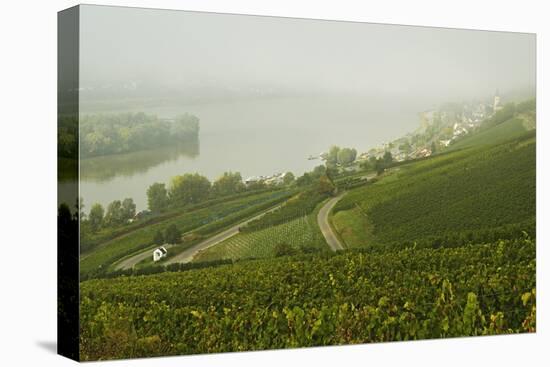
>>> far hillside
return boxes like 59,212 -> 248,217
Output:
448,98 -> 535,150
332,130 -> 535,250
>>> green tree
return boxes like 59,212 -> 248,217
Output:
78,197 -> 86,221
169,173 -> 211,205
247,180 -> 266,190
296,172 -> 313,187
283,172 -> 295,185
212,172 -> 244,197
104,200 -> 125,227
337,148 -> 357,165
311,165 -> 327,178
153,230 -> 164,245
375,158 -> 385,175
121,198 -> 136,221
88,203 -> 104,232
318,174 -> 335,195
327,145 -> 340,164
164,224 -> 181,244
383,151 -> 393,165
147,183 -> 169,212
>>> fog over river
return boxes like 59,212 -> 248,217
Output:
74,5 -> 535,211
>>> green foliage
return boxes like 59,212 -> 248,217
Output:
58,115 -> 78,158
317,175 -> 335,195
382,151 -> 393,165
169,173 -> 211,205
274,242 -> 297,257
164,224 -> 181,244
194,216 -> 326,262
121,198 -> 136,221
80,112 -> 199,157
334,134 -> 535,248
146,183 -> 169,212
241,190 -> 328,232
296,172 -> 314,187
327,145 -> 340,164
88,203 -> 104,232
80,190 -> 292,278
153,230 -> 164,246
211,172 -> 245,197
280,172 -> 294,185
337,148 -> 357,165
326,146 -> 357,165
516,98 -> 536,114
80,237 -> 536,360
104,200 -> 125,227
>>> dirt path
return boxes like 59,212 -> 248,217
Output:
317,193 -> 346,251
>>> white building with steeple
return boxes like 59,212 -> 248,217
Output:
493,89 -> 502,114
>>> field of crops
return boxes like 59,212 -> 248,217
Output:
193,215 -> 326,262
80,190 -> 292,278
80,235 -> 536,360
333,131 -> 536,248
241,190 -> 328,232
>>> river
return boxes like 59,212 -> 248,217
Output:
77,95 -> 429,211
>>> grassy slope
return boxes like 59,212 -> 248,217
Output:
193,216 -> 324,262
448,117 -> 527,151
80,190 -> 291,276
332,130 -> 535,249
194,199 -> 330,262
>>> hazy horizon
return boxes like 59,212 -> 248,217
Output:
79,5 -> 536,105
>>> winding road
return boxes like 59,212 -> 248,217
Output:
317,193 -> 346,251
115,174 -> 373,269
114,204 -> 283,269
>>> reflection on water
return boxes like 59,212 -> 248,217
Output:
80,141 -> 199,182
79,96 -> 428,211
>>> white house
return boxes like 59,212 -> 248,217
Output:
153,246 -> 168,262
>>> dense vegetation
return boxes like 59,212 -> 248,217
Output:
79,112 -> 199,158
80,190 -> 292,278
78,99 -> 536,361
333,131 -> 535,248
58,115 -> 78,158
241,188 -> 330,233
194,215 -> 326,262
80,236 -> 535,360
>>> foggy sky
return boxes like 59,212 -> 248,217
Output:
79,5 -> 536,101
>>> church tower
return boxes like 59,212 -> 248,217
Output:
493,89 -> 502,114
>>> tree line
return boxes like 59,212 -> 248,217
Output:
78,112 -> 200,158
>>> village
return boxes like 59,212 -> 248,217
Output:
338,91 -> 504,170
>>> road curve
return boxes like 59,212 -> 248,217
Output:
317,193 -> 346,251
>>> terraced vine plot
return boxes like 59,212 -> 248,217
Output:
193,216 -> 325,262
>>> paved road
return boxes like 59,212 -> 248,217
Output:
114,244 -> 176,270
317,193 -> 346,251
165,204 -> 282,264
114,204 -> 283,269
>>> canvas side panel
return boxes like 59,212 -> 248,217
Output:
57,5 -> 80,362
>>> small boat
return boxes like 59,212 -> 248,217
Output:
307,155 -> 318,160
